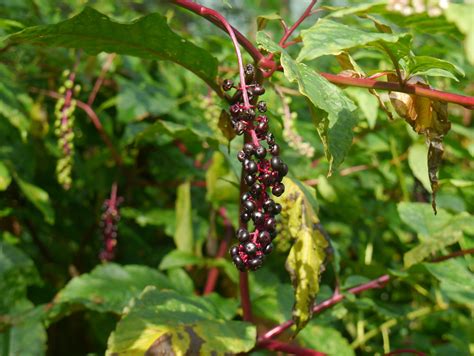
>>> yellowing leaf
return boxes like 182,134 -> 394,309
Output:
174,181 -> 193,253
389,77 -> 451,213
275,177 -> 328,334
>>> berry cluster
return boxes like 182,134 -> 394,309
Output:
99,185 -> 123,262
223,64 -> 288,271
54,69 -> 81,190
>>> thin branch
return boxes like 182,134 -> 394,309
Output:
258,339 -> 326,356
430,248 -> 474,263
87,53 -> 116,106
30,88 -> 123,166
258,274 -> 390,343
203,207 -> 234,295
279,0 -> 318,47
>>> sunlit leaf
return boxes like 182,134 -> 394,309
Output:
107,288 -> 256,355
174,181 -> 194,254
14,176 -> 54,224
274,177 -> 328,334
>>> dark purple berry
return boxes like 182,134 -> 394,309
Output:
237,151 -> 246,162
265,217 -> 276,231
274,203 -> 282,215
237,228 -> 250,242
252,211 -> 264,224
244,242 -> 257,255
243,143 -> 255,156
233,255 -> 245,270
264,243 -> 273,255
246,160 -> 258,174
245,174 -> 256,186
263,199 -> 275,213
241,211 -> 251,222
258,231 -> 271,244
241,192 -> 252,202
266,133 -> 275,145
269,144 -> 280,156
279,163 -> 288,176
243,200 -> 256,212
257,101 -> 267,113
250,183 -> 263,196
254,85 -> 265,95
222,79 -> 234,91
244,64 -> 255,81
256,121 -> 268,133
272,183 -> 285,197
271,156 -> 283,171
255,146 -> 267,159
230,245 -> 239,256
248,257 -> 263,270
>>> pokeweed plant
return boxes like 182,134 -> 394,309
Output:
0,0 -> 473,355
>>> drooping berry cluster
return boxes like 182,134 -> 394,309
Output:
54,69 -> 81,190
223,64 -> 288,271
99,184 -> 123,262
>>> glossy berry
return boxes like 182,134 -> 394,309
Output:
245,174 -> 256,186
271,156 -> 283,171
254,85 -> 265,95
269,144 -> 280,156
246,160 -> 258,174
243,143 -> 255,156
237,228 -> 250,242
237,151 -> 246,162
255,146 -> 267,159
264,243 -> 273,255
244,242 -> 257,255
222,79 -> 234,91
230,245 -> 239,256
272,183 -> 285,197
243,200 -> 256,213
252,211 -> 264,224
240,211 -> 251,222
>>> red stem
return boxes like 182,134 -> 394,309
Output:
239,271 -> 252,322
257,274 -> 390,343
258,339 -> 326,356
87,53 -> 116,106
203,207 -> 234,295
279,0 -> 318,47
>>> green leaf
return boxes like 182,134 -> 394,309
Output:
14,176 -> 54,225
408,143 -> 432,193
55,263 -> 172,314
425,259 -> 474,308
205,151 -> 239,206
257,32 -> 357,173
398,203 -> 474,267
344,87 -> 379,129
298,324 -> 355,356
297,19 -> 410,62
8,7 -> 219,92
107,288 -> 256,355
0,161 -> 11,190
0,300 -> 47,356
274,177 -> 328,334
121,207 -> 175,236
256,13 -> 282,30
159,250 -> 204,270
408,56 -> 464,81
174,181 -> 194,254
445,3 -> 474,65
0,241 -> 41,311
166,268 -> 195,295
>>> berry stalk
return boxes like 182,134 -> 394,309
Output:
99,183 -> 123,261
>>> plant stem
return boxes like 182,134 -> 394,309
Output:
258,339 -> 326,356
257,274 -> 390,343
430,248 -> 474,263
279,0 -> 318,47
239,271 -> 252,322
87,53 -> 116,106
203,207 -> 234,295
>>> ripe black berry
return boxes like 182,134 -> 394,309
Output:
222,79 -> 234,91
244,242 -> 257,255
255,146 -> 267,159
224,64 -> 287,271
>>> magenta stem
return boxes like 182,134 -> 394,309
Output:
279,0 -> 318,47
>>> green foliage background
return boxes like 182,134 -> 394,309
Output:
0,0 -> 473,355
